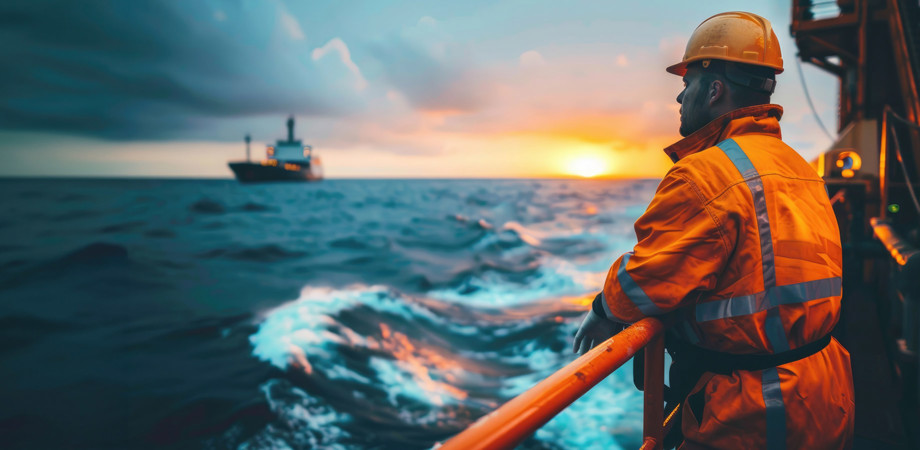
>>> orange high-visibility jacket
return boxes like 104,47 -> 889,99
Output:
601,104 -> 854,449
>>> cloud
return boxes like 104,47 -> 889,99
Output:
312,38 -> 369,91
386,90 -> 405,103
520,50 -> 546,68
423,45 -> 685,151
280,10 -> 306,40
0,1 -> 361,140
368,33 -> 494,113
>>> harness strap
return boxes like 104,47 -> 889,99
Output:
679,333 -> 832,376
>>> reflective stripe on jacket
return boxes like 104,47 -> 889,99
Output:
602,104 -> 854,449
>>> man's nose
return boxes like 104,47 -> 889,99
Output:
676,89 -> 684,104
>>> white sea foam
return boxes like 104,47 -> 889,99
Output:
251,286 -> 476,412
237,379 -> 352,450
251,285 -> 446,370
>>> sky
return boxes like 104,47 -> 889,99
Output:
0,0 -> 840,179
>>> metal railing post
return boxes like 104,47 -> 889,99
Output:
641,332 -> 665,450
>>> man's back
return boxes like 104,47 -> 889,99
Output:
670,106 -> 843,353
597,104 -> 854,448
667,107 -> 853,449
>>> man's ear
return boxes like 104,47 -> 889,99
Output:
708,79 -> 725,106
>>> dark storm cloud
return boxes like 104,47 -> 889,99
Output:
0,1 -> 353,140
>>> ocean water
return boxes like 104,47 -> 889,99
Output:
0,178 -> 659,449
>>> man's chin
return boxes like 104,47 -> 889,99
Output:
679,119 -> 704,137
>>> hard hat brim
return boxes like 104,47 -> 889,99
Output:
665,56 -> 784,76
666,61 -> 688,76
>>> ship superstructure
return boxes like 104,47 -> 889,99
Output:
228,116 -> 323,183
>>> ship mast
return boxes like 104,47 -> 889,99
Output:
245,133 -> 251,162
287,116 -> 295,143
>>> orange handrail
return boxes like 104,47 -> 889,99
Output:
439,317 -> 669,450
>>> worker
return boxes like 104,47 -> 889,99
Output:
573,11 -> 855,449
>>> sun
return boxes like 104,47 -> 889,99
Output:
565,155 -> 609,178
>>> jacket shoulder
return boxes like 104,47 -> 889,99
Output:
665,146 -> 743,204
725,135 -> 828,186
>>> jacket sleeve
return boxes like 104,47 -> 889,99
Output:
601,168 -> 731,323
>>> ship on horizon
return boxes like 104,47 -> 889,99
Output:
228,116 -> 323,183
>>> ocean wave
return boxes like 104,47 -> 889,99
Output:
144,228 -> 177,238
248,279 -> 638,448
190,198 -> 226,214
430,259 -> 599,308
59,242 -> 130,266
0,178 -> 661,449
243,193 -> 651,448
0,258 -> 28,271
240,202 -> 272,212
329,236 -> 392,251
52,209 -> 101,221
200,245 -> 308,262
57,193 -> 89,201
310,190 -> 346,201
98,220 -> 147,233
237,379 -> 353,449
0,242 -> 139,291
465,191 -> 497,207
0,314 -> 73,352
201,221 -> 228,230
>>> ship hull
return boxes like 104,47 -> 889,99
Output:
228,162 -> 322,183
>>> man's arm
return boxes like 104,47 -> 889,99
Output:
574,168 -> 730,353
601,168 -> 731,323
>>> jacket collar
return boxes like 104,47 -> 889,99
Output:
663,104 -> 784,163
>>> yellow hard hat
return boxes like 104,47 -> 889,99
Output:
667,11 -> 784,76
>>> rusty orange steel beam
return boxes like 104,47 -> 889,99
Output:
439,317 -> 667,450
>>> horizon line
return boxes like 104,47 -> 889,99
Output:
0,174 -> 661,181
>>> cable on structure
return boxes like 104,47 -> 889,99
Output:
795,55 -> 836,142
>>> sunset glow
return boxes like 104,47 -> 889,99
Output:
566,155 -> 610,178
0,1 -> 838,180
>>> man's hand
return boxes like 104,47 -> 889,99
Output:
573,310 -> 626,355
